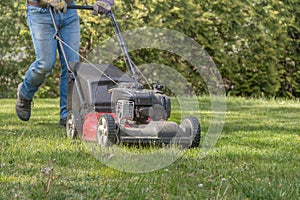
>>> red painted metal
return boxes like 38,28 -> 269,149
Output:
82,112 -> 116,141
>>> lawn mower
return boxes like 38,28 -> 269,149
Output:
51,5 -> 201,148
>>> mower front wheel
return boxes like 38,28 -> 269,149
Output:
97,114 -> 117,147
66,111 -> 78,139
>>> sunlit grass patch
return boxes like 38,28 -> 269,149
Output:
0,97 -> 299,199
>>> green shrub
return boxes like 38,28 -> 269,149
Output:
0,0 -> 299,98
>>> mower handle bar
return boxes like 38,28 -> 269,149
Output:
67,5 -> 138,81
67,5 -> 93,10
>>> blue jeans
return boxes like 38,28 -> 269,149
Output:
21,2 -> 80,120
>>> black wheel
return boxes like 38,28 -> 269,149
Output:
97,114 -> 117,147
180,116 -> 201,148
66,111 -> 77,139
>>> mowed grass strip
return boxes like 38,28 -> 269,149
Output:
0,97 -> 299,199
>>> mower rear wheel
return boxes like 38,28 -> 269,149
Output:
180,116 -> 201,148
66,111 -> 77,139
97,114 -> 117,147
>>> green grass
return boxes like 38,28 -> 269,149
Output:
0,97 -> 299,199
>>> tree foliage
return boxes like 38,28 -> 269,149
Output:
0,0 -> 299,98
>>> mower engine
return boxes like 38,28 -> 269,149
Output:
112,84 -> 171,125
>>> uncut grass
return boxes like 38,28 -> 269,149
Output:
0,97 -> 299,199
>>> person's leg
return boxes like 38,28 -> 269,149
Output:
58,5 -> 80,122
21,6 -> 58,100
16,6 -> 59,121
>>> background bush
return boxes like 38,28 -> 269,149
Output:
0,0 -> 299,98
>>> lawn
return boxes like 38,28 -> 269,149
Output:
0,97 -> 299,199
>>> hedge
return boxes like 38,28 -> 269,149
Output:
0,0 -> 299,98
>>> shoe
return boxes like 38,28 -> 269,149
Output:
15,83 -> 32,121
59,118 -> 67,127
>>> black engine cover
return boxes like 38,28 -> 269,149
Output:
111,86 -> 171,122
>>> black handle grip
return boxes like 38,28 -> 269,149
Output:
67,5 -> 94,10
